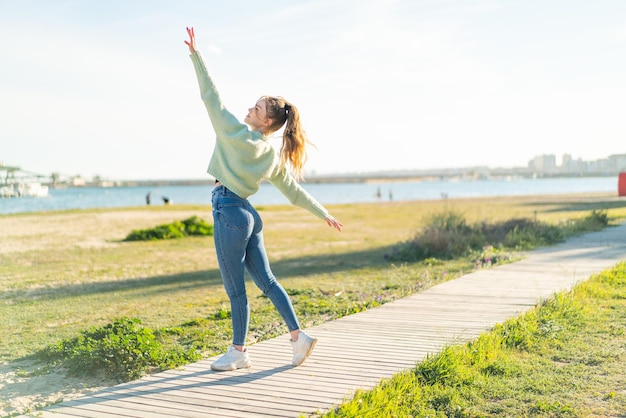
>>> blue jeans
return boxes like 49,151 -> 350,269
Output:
211,185 -> 300,346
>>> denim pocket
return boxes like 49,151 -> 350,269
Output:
216,203 -> 251,230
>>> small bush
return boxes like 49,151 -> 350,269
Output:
124,216 -> 213,241
386,210 -> 608,263
42,317 -> 200,381
570,209 -> 610,233
503,222 -> 563,250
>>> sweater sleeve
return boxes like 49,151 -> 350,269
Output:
189,51 -> 248,140
268,166 -> 329,220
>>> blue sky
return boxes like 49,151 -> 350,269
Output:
1,0 -> 625,180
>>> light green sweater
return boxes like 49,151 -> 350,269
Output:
190,52 -> 329,220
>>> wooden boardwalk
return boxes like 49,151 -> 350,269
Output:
33,223 -> 626,417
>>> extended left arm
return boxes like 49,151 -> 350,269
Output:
269,168 -> 343,232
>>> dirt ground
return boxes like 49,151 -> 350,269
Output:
0,209 -> 204,255
0,359 -> 112,417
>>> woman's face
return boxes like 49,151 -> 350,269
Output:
245,98 -> 270,132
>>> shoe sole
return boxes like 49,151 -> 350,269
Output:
210,360 -> 252,371
293,338 -> 318,366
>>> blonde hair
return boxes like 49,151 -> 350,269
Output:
263,96 -> 311,180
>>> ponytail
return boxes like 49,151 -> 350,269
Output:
263,96 -> 311,180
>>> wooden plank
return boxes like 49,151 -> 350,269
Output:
72,390 -> 326,417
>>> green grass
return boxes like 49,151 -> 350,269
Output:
2,193 -> 626,414
318,261 -> 626,417
42,317 -> 201,381
123,215 -> 213,241
386,208 -> 610,262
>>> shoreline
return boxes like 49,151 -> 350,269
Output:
1,185 -> 623,217
26,171 -> 626,189
0,191 -> 623,218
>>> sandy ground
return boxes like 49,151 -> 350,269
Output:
0,209 -> 203,417
0,360 -> 113,417
0,209 -> 203,255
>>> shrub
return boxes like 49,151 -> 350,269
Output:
503,221 -> 563,250
386,210 -> 609,263
570,209 -> 610,233
42,317 -> 200,381
124,216 -> 213,241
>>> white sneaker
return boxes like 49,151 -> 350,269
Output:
210,345 -> 252,371
291,331 -> 317,366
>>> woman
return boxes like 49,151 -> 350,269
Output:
185,27 -> 343,371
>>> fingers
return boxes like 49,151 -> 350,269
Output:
326,217 -> 343,232
185,27 -> 196,52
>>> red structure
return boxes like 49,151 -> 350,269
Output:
619,172 -> 626,197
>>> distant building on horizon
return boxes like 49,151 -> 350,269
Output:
529,153 -> 626,176
71,176 -> 86,187
529,154 -> 557,174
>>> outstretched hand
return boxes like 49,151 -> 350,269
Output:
184,27 -> 197,53
326,215 -> 343,232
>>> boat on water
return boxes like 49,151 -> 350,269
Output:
0,182 -> 49,198
0,163 -> 49,198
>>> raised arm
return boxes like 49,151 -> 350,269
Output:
185,27 -> 248,139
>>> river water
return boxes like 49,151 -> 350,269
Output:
0,176 -> 620,215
